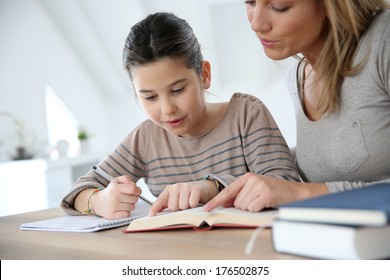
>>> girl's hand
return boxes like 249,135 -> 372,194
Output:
148,180 -> 218,216
93,175 -> 142,219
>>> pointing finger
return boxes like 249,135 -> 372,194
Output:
148,191 -> 169,216
203,175 -> 247,211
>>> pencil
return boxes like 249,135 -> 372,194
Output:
92,165 -> 153,206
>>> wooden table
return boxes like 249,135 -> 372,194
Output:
0,208 -> 305,259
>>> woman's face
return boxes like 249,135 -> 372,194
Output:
245,0 -> 327,63
131,58 -> 211,138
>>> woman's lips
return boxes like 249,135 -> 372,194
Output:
259,38 -> 278,48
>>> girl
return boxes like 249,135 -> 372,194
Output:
61,12 -> 299,219
205,0 -> 390,212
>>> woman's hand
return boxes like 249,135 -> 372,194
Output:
203,173 -> 328,212
148,180 -> 219,216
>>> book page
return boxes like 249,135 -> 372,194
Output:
205,207 -> 277,227
126,206 -> 278,232
127,206 -> 208,231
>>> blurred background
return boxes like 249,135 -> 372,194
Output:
0,0 -> 296,216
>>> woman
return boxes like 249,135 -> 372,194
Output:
205,0 -> 390,212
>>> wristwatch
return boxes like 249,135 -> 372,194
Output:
201,175 -> 224,192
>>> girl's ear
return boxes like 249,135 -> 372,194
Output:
201,60 -> 211,89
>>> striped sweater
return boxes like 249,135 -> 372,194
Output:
61,93 -> 299,214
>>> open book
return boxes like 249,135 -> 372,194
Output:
124,206 -> 277,232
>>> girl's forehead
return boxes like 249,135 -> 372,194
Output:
131,58 -> 199,90
132,58 -> 195,78
144,57 -> 188,69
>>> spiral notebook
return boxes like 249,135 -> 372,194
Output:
20,200 -> 151,232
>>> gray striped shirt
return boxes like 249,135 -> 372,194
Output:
61,93 -> 299,214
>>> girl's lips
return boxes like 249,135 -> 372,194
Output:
166,118 -> 184,128
259,38 -> 278,48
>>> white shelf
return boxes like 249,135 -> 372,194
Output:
0,153 -> 104,217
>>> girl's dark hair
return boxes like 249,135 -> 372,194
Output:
123,12 -> 203,79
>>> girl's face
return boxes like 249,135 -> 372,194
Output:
245,0 -> 327,64
131,58 -> 211,138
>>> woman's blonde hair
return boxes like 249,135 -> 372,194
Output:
313,0 -> 389,114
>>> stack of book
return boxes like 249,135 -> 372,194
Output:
272,182 -> 390,259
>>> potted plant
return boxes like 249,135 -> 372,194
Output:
0,111 -> 36,160
77,127 -> 90,154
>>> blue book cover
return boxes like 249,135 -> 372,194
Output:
278,182 -> 390,226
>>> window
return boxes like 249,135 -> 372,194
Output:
44,85 -> 79,157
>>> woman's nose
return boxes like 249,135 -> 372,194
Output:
249,6 -> 271,33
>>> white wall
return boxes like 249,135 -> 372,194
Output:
0,0 -> 296,163
0,0 -> 297,216
0,0 -> 127,157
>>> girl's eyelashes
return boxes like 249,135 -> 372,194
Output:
140,87 -> 184,101
143,95 -> 157,101
172,87 -> 185,94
